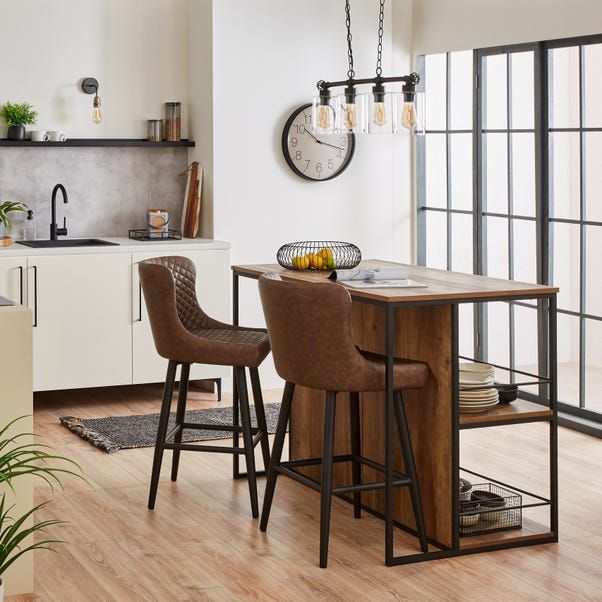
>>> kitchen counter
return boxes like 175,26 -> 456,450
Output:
232,260 -> 559,565
0,238 -> 230,391
0,236 -> 230,257
0,305 -> 33,595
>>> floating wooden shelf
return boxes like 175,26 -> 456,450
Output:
0,139 -> 195,148
460,398 -> 553,428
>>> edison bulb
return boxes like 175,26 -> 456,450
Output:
400,101 -> 417,130
92,106 -> 102,124
92,95 -> 102,124
317,105 -> 332,130
343,104 -> 358,129
373,102 -> 387,126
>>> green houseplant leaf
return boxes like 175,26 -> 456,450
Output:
0,102 -> 38,127
0,416 -> 87,578
0,201 -> 27,232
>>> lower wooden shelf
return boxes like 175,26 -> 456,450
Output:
459,398 -> 553,428
459,517 -> 553,549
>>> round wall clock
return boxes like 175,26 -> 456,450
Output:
281,103 -> 355,181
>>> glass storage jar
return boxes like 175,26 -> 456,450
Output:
165,102 -> 181,141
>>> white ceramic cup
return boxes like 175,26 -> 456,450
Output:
30,130 -> 49,142
47,131 -> 67,142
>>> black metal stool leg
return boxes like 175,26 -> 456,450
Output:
215,378 -> 222,402
171,363 -> 190,481
148,360 -> 178,510
236,367 -> 259,518
350,391 -> 362,519
260,381 -> 294,532
249,367 -> 271,472
319,391 -> 337,569
394,390 -> 428,553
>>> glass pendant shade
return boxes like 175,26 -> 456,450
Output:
393,91 -> 425,135
312,96 -> 338,134
337,94 -> 367,133
368,92 -> 394,134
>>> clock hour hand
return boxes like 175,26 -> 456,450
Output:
303,129 -> 345,152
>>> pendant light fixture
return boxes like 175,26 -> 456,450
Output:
311,0 -> 424,136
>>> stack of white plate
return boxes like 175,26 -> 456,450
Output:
459,362 -> 498,413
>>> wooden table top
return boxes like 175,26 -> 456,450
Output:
232,260 -> 558,304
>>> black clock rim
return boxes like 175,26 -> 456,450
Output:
281,103 -> 356,182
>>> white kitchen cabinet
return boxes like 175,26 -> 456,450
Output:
29,254 -> 133,391
131,250 -> 230,384
0,256 -> 27,305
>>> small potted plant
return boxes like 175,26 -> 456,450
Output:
0,416 -> 85,600
0,202 -> 27,247
0,102 -> 38,141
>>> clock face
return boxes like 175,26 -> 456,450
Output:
281,103 -> 355,181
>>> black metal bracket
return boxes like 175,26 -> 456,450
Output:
317,72 -> 420,100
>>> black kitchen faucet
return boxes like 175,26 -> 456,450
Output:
50,183 -> 68,240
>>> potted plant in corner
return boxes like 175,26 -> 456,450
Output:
0,202 -> 27,247
0,102 -> 38,141
0,416 -> 85,600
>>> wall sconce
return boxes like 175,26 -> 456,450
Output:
81,77 -> 102,124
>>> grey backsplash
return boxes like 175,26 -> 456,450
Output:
0,148 -> 188,238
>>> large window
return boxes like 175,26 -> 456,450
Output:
417,35 -> 602,430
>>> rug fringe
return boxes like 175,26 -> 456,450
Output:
59,416 -> 121,454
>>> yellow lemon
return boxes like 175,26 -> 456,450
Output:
318,247 -> 334,262
299,256 -> 310,269
310,254 -> 324,269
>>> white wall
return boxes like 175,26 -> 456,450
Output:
413,0 -> 602,55
0,0 -> 188,139
206,0 -> 414,387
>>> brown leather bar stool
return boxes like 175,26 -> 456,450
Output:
138,256 -> 271,517
258,274 -> 429,567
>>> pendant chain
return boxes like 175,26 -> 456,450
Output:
375,0 -> 385,77
345,0 -> 355,80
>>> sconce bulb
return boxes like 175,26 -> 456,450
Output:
92,94 -> 102,124
401,101 -> 417,130
373,102 -> 387,126
317,105 -> 333,130
343,104 -> 358,129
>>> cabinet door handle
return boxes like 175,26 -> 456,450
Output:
32,265 -> 38,327
137,282 -> 142,322
18,265 -> 23,305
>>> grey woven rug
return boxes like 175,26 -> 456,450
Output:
60,403 -> 281,454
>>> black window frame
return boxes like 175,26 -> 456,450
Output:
417,34 -> 602,430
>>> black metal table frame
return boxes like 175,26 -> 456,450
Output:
231,268 -> 558,566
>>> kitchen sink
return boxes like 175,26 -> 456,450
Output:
18,238 -> 119,248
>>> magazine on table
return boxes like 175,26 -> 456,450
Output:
329,267 -> 427,289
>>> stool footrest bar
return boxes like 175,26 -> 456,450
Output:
275,465 -> 322,492
283,455 -> 353,469
164,442 -> 248,454
333,478 -> 410,495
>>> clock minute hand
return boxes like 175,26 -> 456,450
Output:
303,129 -> 345,152
320,140 -> 346,152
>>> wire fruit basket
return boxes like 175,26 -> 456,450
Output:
277,241 -> 361,271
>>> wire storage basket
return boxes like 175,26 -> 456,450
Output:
459,482 -> 522,537
277,241 -> 361,271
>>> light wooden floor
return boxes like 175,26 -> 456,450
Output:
7,383 -> 602,601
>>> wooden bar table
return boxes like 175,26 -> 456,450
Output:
232,260 -> 559,565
